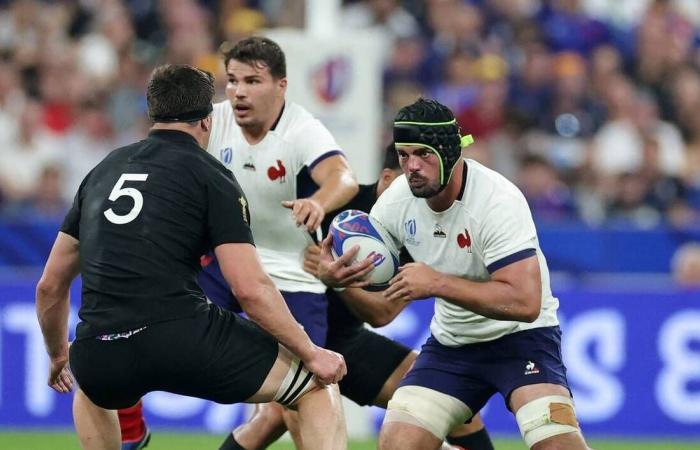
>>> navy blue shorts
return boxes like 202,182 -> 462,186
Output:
198,254 -> 328,346
400,326 -> 569,414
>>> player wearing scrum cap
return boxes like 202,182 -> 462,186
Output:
319,98 -> 590,450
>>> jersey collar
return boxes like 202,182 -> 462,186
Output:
148,129 -> 200,147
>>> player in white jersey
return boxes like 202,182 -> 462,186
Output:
318,98 -> 590,450
206,36 -> 358,450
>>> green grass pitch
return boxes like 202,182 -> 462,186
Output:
1,432 -> 699,450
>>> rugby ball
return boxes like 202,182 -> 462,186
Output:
329,210 -> 399,289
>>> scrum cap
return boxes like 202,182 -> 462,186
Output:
393,98 -> 474,189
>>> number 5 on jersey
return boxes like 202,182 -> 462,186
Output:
104,174 -> 149,225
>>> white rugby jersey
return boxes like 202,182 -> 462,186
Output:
208,100 -> 343,293
371,159 -> 559,346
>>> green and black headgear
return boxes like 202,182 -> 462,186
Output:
393,98 -> 474,191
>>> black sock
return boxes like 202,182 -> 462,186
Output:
219,433 -> 247,450
447,427 -> 495,450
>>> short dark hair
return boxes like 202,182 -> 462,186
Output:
383,142 -> 400,171
146,64 -> 214,123
222,36 -> 286,79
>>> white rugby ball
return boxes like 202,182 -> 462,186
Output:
329,209 -> 399,290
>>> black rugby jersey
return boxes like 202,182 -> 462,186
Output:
61,130 -> 253,338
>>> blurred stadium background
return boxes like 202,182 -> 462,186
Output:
1,0 -> 700,448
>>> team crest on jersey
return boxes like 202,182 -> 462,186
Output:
268,159 -> 287,183
457,228 -> 472,253
433,223 -> 446,238
220,147 -> 232,165
404,219 -> 419,245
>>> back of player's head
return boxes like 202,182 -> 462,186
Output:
147,64 -> 214,124
382,142 -> 400,171
393,98 -> 473,189
222,36 -> 286,79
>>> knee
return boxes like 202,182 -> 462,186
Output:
255,404 -> 286,430
384,385 -> 472,441
515,395 -> 582,449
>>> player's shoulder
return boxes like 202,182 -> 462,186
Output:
275,101 -> 327,137
463,159 -> 529,216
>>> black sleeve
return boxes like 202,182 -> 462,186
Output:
399,247 -> 414,265
206,169 -> 254,247
60,181 -> 83,239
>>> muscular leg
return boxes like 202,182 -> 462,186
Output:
374,352 -> 493,450
73,389 -> 120,450
510,383 -> 589,450
379,422 -> 442,450
224,403 -> 287,450
244,345 -> 346,450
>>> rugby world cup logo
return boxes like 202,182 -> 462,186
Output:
220,147 -> 232,165
311,56 -> 352,104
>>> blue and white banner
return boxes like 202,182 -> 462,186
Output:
1,275 -> 698,437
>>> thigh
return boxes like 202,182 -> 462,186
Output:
69,335 -> 145,410
141,306 -> 279,404
488,326 -> 571,409
327,327 -> 412,406
399,336 -> 495,415
282,291 -> 328,346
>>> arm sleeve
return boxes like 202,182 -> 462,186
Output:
294,119 -> 344,169
60,189 -> 81,239
369,191 -> 403,253
479,192 -> 538,273
60,171 -> 92,239
206,169 -> 254,247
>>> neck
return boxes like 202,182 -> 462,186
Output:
241,100 -> 285,145
151,123 -> 205,148
426,161 -> 463,212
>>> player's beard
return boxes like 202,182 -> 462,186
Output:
408,174 -> 441,198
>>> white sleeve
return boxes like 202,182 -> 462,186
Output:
369,188 -> 403,252
478,191 -> 538,272
292,119 -> 343,169
206,102 -> 230,160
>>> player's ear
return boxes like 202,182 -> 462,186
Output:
201,114 -> 212,132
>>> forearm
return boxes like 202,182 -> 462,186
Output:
433,274 -> 539,322
340,288 -> 406,328
310,169 -> 358,212
36,286 -> 70,359
239,283 -> 316,361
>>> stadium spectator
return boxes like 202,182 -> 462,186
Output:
671,241 -> 700,286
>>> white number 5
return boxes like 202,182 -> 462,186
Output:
103,174 -> 149,224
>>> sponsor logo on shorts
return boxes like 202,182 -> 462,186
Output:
524,360 -> 540,375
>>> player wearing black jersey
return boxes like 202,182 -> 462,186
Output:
35,64 -> 347,450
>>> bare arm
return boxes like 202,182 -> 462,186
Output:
309,154 -> 358,212
282,155 -> 358,231
385,256 -> 543,323
337,288 -> 410,328
215,243 -> 346,383
36,232 -> 80,392
216,243 -> 316,359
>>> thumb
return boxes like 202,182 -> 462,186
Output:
281,200 -> 294,209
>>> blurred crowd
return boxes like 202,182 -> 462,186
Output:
0,0 -> 700,229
